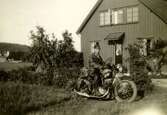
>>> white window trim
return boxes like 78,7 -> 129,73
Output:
99,9 -> 111,26
126,6 -> 139,23
112,9 -> 124,25
90,41 -> 101,54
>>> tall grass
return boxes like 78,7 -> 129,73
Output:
0,82 -> 71,115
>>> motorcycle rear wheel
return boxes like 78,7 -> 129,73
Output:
114,80 -> 137,102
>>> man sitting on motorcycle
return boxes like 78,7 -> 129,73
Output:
89,42 -> 104,95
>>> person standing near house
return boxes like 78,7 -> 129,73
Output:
89,42 -> 104,94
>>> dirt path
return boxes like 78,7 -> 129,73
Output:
28,79 -> 167,115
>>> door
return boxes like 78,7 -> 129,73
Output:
104,41 -> 115,65
115,43 -> 123,65
106,41 -> 123,65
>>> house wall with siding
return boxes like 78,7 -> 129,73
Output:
80,0 -> 167,69
139,3 -> 167,40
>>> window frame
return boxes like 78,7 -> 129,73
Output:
126,6 -> 139,23
99,5 -> 139,27
138,39 -> 152,56
90,41 -> 101,54
99,9 -> 111,26
112,8 -> 124,25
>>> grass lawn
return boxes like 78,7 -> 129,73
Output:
0,82 -> 71,115
26,79 -> 167,115
0,62 -> 32,71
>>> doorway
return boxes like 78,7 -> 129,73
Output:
115,43 -> 123,65
108,41 -> 123,65
105,32 -> 124,65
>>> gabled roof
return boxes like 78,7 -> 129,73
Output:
76,0 -> 103,34
139,0 -> 167,24
77,0 -> 167,34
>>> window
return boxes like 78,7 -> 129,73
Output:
138,39 -> 151,56
99,6 -> 139,26
127,6 -> 139,23
100,9 -> 111,26
112,9 -> 124,24
90,41 -> 99,53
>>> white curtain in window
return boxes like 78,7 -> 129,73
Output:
104,9 -> 111,25
91,42 -> 95,53
117,10 -> 123,24
133,7 -> 139,22
127,8 -> 133,22
112,9 -> 123,24
100,13 -> 105,26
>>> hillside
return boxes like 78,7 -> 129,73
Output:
0,42 -> 30,52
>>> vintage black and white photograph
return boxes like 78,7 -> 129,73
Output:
0,0 -> 167,115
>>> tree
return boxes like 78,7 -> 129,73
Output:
58,30 -> 76,67
29,26 -> 83,72
29,26 -> 55,72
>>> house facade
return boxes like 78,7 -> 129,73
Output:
77,0 -> 167,70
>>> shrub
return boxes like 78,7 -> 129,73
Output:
52,67 -> 80,88
8,51 -> 29,61
126,44 -> 152,95
0,66 -> 81,88
131,72 -> 152,92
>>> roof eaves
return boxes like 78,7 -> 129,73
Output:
139,0 -> 167,24
76,0 -> 103,34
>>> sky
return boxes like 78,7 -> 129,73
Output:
0,0 -> 97,51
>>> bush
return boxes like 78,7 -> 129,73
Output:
0,67 -> 81,88
51,67 -> 80,88
131,72 -> 152,91
127,44 -> 152,95
8,51 -> 29,61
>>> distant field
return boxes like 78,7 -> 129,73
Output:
0,62 -> 32,71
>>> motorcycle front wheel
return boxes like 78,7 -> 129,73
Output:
114,80 -> 137,102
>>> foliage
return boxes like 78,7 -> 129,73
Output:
29,26 -> 54,71
0,67 -> 80,88
127,39 -> 167,73
8,51 -> 29,61
126,43 -> 152,92
0,82 -> 71,115
126,43 -> 147,73
57,30 -> 83,68
146,39 -> 167,74
29,26 -> 83,72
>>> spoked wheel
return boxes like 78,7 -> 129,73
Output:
114,80 -> 137,102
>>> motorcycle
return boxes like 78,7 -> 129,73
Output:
74,64 -> 137,102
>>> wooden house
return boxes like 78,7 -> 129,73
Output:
77,0 -> 167,70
